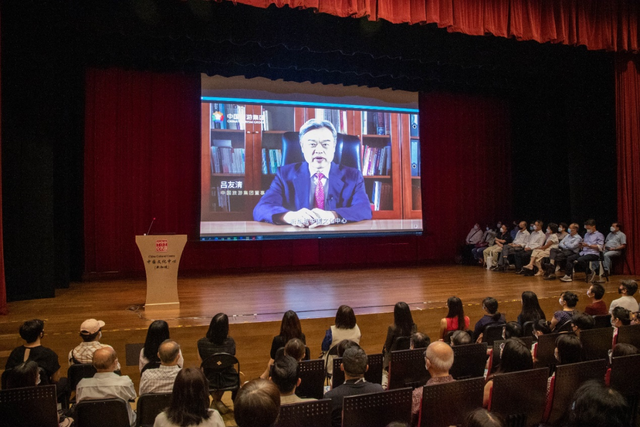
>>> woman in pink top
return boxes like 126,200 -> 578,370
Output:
440,296 -> 471,340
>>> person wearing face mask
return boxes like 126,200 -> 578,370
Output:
472,225 -> 498,265
550,291 -> 579,332
496,221 -> 529,271
543,223 -> 582,280
486,225 -> 512,270
461,223 -> 484,264
602,222 -> 627,277
513,220 -> 546,274
584,283 -> 608,315
68,318 -> 120,370
609,280 -> 639,314
556,222 -> 569,241
560,219 -> 604,282
522,222 -> 560,275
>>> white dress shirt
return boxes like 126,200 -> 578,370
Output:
76,372 -> 137,425
527,230 -> 546,250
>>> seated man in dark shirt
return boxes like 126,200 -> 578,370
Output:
324,346 -> 383,427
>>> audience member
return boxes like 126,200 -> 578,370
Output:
234,379 -> 281,427
410,332 -> 430,350
554,334 -> 583,365
560,219 -> 604,282
632,311 -> 640,325
566,380 -> 628,427
139,340 -> 181,395
153,367 -> 224,427
325,347 -> 383,427
269,355 -> 314,404
473,297 -> 506,342
603,222 -> 627,276
609,280 -> 639,314
462,223 -> 484,263
485,224 -> 511,269
514,220 -> 546,274
611,343 -> 638,359
439,296 -> 470,340
270,310 -> 306,361
411,341 -> 455,417
76,347 -> 137,426
5,360 -> 40,389
197,313 -> 236,414
450,330 -> 472,346
517,291 -> 546,325
496,221 -> 529,271
5,319 -> 62,386
522,222 -> 559,275
550,291 -> 578,331
337,339 -> 360,356
68,318 -> 118,368
139,320 -> 183,372
544,223 -> 582,280
483,338 -> 532,408
322,305 -> 361,377
472,225 -> 496,264
571,312 -> 595,337
556,222 -> 569,241
382,302 -> 417,370
463,408 -> 505,427
584,283 -> 608,315
503,321 -> 522,339
284,338 -> 306,361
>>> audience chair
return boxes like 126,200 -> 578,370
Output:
592,314 -> 612,329
490,368 -> 548,427
482,324 -> 505,345
579,327 -> 613,360
324,345 -> 339,382
75,397 -> 131,427
419,377 -> 484,427
342,387 -> 412,427
450,342 -> 488,380
616,324 -> 640,348
522,321 -> 536,338
392,336 -> 412,351
388,348 -> 430,390
331,353 -> 383,389
533,332 -> 561,368
545,359 -> 608,425
296,359 -> 325,400
0,384 -> 58,427
200,353 -> 240,400
610,354 -> 640,426
68,363 -> 97,395
275,398 -> 331,427
136,392 -> 172,427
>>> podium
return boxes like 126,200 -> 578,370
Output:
136,235 -> 187,308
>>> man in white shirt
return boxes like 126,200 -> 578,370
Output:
497,221 -> 530,271
610,280 -> 639,314
514,220 -> 545,274
603,222 -> 627,276
139,340 -> 181,395
76,347 -> 137,426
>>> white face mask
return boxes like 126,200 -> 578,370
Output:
546,229 -> 551,234
558,227 -> 563,232
486,227 -> 490,231
611,226 -> 616,232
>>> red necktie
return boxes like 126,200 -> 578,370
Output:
315,172 -> 325,209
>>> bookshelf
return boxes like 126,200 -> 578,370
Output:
201,103 -> 421,221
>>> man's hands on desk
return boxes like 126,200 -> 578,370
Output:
279,208 -> 347,228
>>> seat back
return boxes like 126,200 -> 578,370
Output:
616,324 -> 640,348
580,327 -> 613,360
450,343 -> 487,380
482,324 -> 505,345
296,359 -> 325,400
546,359 -> 608,425
332,353 -> 383,389
388,348 -> 430,390
275,398 -> 331,427
136,393 -> 172,427
592,314 -> 612,329
200,353 -> 240,392
492,338 -> 533,372
68,363 -> 98,392
534,332 -> 561,367
610,354 -> 640,426
75,397 -> 131,427
491,368 -> 549,427
282,132 -> 362,171
522,321 -> 536,337
0,384 -> 58,427
342,387 -> 412,427
419,377 -> 484,427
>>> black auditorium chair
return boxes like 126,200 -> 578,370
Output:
610,353 -> 640,426
450,342 -> 487,380
482,324 -> 505,345
296,359 -> 325,400
579,327 -> 613,361
275,399 -> 331,427
491,338 -> 533,373
342,387 -> 413,427
522,321 -> 536,338
616,324 -> 640,348
490,368 -> 549,427
136,393 -> 172,427
419,377 -> 484,427
592,314 -> 612,329
75,397 -> 131,427
332,353 -> 383,389
68,363 -> 97,402
388,348 -> 430,390
201,353 -> 240,400
533,332 -> 561,368
0,384 -> 58,427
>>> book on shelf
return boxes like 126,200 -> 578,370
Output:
371,180 -> 393,211
210,186 -> 231,212
412,182 -> 422,211
410,139 -> 420,177
211,103 -> 227,129
410,114 -> 419,137
224,104 -> 246,130
211,140 -> 245,174
263,148 -> 283,175
362,112 -> 391,135
315,108 -> 344,134
362,145 -> 391,176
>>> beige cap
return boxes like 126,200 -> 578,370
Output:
80,318 -> 105,335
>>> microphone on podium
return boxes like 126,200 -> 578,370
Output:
144,217 -> 156,236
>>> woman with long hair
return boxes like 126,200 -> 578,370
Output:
153,368 -> 224,427
383,302 -> 417,370
440,296 -> 471,340
140,320 -> 184,371
517,291 -> 546,326
483,338 -> 533,408
270,310 -> 306,360
197,313 -> 236,414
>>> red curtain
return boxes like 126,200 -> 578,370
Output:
419,92 -> 512,261
616,56 -> 640,275
227,0 -> 640,53
0,5 -> 6,315
84,68 -> 201,273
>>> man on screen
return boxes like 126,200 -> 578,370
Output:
253,119 -> 372,227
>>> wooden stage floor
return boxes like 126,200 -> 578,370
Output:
0,265 -> 636,394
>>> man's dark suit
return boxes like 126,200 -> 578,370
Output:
252,162 -> 372,224
324,379 -> 384,427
